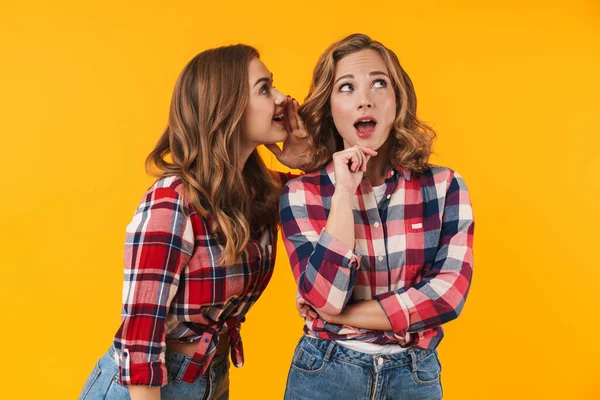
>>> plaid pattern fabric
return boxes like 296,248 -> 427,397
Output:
280,162 -> 474,350
113,175 -> 277,386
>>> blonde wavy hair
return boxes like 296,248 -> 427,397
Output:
299,33 -> 436,173
146,45 -> 281,265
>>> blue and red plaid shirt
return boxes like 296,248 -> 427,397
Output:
279,162 -> 474,350
113,175 -> 279,386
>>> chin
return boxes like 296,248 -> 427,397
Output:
369,139 -> 388,151
360,131 -> 391,150
271,129 -> 288,142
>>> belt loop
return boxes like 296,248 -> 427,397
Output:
324,340 -> 336,362
175,356 -> 192,383
408,348 -> 418,373
208,361 -> 215,382
202,371 -> 214,400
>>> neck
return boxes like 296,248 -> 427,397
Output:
365,138 -> 392,186
365,154 -> 390,186
238,140 -> 256,171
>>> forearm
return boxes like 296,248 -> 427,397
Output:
281,179 -> 360,315
328,300 -> 392,331
325,190 -> 355,248
129,385 -> 161,400
297,197 -> 360,313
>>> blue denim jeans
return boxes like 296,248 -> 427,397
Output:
284,336 -> 443,400
79,346 -> 229,400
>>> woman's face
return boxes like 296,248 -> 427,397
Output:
241,57 -> 288,147
330,49 -> 397,151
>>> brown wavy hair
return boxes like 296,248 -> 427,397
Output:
299,33 -> 436,173
146,44 -> 281,265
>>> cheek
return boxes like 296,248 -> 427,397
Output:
247,98 -> 272,118
242,104 -> 267,140
381,95 -> 397,124
330,98 -> 353,124
244,102 -> 257,121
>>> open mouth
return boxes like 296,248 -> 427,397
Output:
273,112 -> 285,126
354,117 -> 377,138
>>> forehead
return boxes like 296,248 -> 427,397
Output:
248,57 -> 270,80
334,49 -> 388,78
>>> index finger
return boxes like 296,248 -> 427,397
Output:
360,146 -> 378,157
293,99 -> 307,134
286,99 -> 298,132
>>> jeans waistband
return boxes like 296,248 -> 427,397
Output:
301,335 -> 435,371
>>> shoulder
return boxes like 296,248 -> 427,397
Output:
148,175 -> 185,194
423,165 -> 469,188
127,176 -> 196,239
282,168 -> 328,196
137,175 -> 189,212
424,165 -> 455,182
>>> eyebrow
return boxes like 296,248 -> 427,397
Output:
253,73 -> 273,88
334,71 -> 390,84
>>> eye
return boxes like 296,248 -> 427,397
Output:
259,83 -> 270,95
339,83 -> 353,92
372,79 -> 387,89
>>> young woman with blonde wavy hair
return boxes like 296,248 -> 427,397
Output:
280,33 -> 474,399
79,44 -> 309,400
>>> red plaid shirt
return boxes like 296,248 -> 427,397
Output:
279,163 -> 474,350
113,175 -> 279,386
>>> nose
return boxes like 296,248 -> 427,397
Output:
357,91 -> 373,110
273,88 -> 287,106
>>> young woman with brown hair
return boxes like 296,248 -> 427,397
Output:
281,33 -> 474,399
79,44 -> 309,400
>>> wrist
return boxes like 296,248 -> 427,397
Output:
331,312 -> 343,325
332,187 -> 355,199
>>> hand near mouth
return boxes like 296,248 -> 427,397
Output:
332,145 -> 378,195
265,98 -> 312,171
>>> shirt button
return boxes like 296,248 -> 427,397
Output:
378,256 -> 384,262
386,194 -> 391,200
374,222 -> 380,228
377,357 -> 384,366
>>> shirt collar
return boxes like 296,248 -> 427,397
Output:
390,166 -> 411,182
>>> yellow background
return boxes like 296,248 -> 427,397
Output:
1,1 -> 599,398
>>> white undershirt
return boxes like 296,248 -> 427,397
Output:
371,183 -> 387,204
335,183 -> 407,355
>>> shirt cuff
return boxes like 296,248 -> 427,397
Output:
317,229 -> 361,269
117,348 -> 168,387
374,291 -> 410,338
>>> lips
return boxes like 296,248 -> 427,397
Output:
354,116 -> 377,138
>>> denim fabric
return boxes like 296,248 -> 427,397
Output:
284,336 -> 442,400
79,346 -> 229,400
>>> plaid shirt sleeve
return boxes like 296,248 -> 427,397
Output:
274,170 -> 301,185
113,179 -> 195,386
375,171 -> 474,337
280,179 -> 361,315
